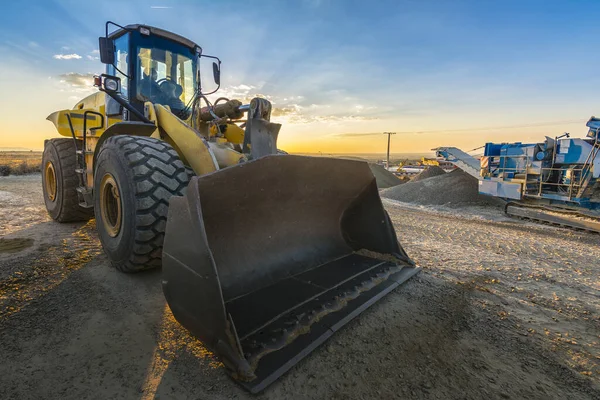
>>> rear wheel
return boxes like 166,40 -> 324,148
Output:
93,135 -> 189,272
42,138 -> 94,222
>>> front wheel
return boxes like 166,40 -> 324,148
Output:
93,135 -> 190,272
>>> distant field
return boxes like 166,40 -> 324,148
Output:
0,150 -> 431,175
294,152 -> 433,163
0,151 -> 42,175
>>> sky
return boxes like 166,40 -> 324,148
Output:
1,0 -> 600,154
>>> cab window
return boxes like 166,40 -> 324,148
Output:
111,34 -> 129,97
136,44 -> 196,113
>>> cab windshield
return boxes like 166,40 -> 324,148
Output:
135,36 -> 197,113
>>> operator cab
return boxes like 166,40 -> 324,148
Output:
98,23 -> 220,121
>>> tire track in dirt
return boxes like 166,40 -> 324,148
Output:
385,202 -> 600,384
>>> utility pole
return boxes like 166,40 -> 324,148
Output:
383,132 -> 396,169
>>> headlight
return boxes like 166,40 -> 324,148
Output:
104,78 -> 119,92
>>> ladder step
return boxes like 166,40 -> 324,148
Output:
75,168 -> 86,174
75,150 -> 94,155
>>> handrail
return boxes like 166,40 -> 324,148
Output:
574,135 -> 599,198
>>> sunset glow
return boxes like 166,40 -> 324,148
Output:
0,1 -> 598,153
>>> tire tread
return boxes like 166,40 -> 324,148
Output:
98,136 -> 189,272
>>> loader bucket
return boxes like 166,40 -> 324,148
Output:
162,155 -> 419,392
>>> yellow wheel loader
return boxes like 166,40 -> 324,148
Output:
43,21 -> 420,392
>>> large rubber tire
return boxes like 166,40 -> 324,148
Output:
93,135 -> 190,272
42,138 -> 94,222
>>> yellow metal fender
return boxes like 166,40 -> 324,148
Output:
153,105 -> 219,175
46,92 -> 120,139
46,110 -> 104,138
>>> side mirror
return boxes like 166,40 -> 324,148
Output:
212,61 -> 221,85
98,37 -> 115,65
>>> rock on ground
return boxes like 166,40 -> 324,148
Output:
411,165 -> 446,182
368,163 -> 402,189
327,156 -> 402,189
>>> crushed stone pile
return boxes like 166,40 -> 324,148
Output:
330,156 -> 403,189
411,165 -> 446,182
380,168 -> 504,207
368,163 -> 403,189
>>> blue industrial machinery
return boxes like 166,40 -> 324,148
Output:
436,117 -> 600,232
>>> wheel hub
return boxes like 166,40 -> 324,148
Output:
99,173 -> 122,237
44,161 -> 57,202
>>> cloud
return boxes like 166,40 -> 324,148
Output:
272,104 -> 377,124
53,53 -> 82,60
283,96 -> 304,102
28,41 -> 39,48
61,46 -> 70,51
213,84 -> 271,104
57,72 -> 96,93
353,105 -> 377,112
271,105 -> 303,117
91,49 -> 99,54
231,84 -> 254,91
214,83 -> 378,125
86,55 -> 99,61
333,133 -> 382,137
217,84 -> 255,98
307,115 -> 378,123
150,5 -> 172,8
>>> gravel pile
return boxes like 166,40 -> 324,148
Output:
381,168 -> 504,207
368,163 -> 402,189
411,165 -> 446,182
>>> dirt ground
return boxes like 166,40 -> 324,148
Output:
0,174 -> 599,400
